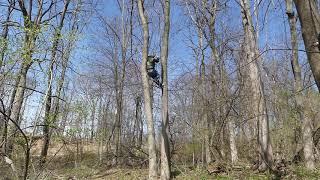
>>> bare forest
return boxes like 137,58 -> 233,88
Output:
0,0 -> 320,179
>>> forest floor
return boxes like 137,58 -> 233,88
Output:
35,160 -> 320,180
2,140 -> 320,179
2,152 -> 320,179
50,167 -> 320,180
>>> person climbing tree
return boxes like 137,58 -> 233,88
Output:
147,55 -> 162,88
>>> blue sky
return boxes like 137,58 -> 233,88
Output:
69,0 -> 305,81
20,0 -> 314,127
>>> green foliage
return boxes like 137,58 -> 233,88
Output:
173,142 -> 202,163
67,127 -> 82,136
15,135 -> 28,147
293,166 -> 320,179
0,37 -> 8,49
57,165 -> 96,179
73,101 -> 89,118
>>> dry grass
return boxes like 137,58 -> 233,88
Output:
2,140 -> 320,179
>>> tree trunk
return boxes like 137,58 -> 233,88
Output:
228,120 -> 238,164
133,96 -> 143,147
239,0 -> 273,171
137,0 -> 158,178
293,0 -> 320,91
114,93 -> 122,160
286,0 -> 315,169
202,59 -> 211,165
197,22 -> 212,165
40,0 -> 70,167
160,0 -> 171,179
7,4 -> 39,153
7,62 -> 31,154
204,112 -> 212,164
114,0 -> 127,159
133,95 -> 143,149
90,101 -> 97,141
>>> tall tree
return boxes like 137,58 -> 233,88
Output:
113,0 -> 128,161
137,0 -> 158,178
40,0 -> 71,167
6,0 -> 45,154
286,0 -> 315,169
160,0 -> 171,179
239,0 -> 273,171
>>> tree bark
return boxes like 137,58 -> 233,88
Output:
201,0 -> 220,164
160,0 -> 171,179
7,55 -> 32,154
228,120 -> 238,164
286,0 -> 315,169
133,96 -> 143,148
6,0 -> 35,154
293,0 -> 320,91
40,0 -> 70,167
137,0 -> 158,178
239,0 -> 273,171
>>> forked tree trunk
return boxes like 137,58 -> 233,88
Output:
137,0 -> 158,178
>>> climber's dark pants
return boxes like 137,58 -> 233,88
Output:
147,69 -> 158,79
147,69 -> 162,88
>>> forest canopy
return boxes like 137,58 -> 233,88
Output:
0,0 -> 320,179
